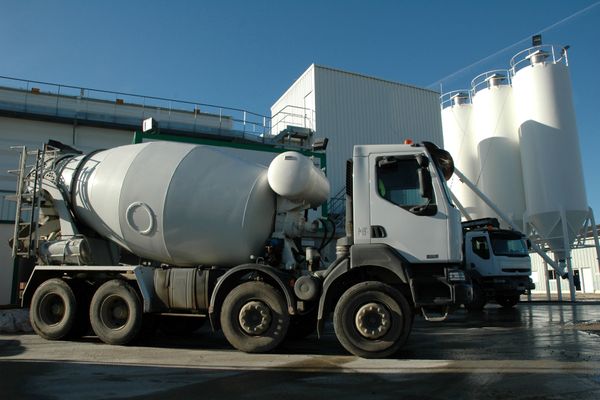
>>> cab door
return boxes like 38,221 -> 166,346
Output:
368,153 -> 452,263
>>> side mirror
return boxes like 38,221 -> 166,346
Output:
418,167 -> 433,200
526,239 -> 532,250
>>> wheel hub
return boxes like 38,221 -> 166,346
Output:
40,293 -> 65,325
239,301 -> 272,335
355,302 -> 391,339
100,295 -> 129,329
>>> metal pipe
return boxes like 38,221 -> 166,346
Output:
449,190 -> 472,221
554,254 -> 563,302
543,259 -> 551,301
589,207 -> 600,274
453,167 -> 562,272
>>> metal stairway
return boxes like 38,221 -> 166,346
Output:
8,146 -> 50,259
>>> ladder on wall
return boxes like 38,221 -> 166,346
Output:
8,146 -> 48,259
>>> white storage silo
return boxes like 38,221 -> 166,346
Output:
440,91 -> 483,219
471,71 -> 526,230
511,46 -> 588,257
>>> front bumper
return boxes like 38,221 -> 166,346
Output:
482,276 -> 534,294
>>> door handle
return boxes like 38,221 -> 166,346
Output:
371,225 -> 387,238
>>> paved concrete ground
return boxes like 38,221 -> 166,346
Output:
1,303 -> 600,399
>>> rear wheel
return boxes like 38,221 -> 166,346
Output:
220,281 -> 289,353
333,281 -> 412,359
90,279 -> 142,345
30,278 -> 77,340
496,294 -> 519,308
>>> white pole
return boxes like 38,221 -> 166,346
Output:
589,207 -> 600,274
560,208 -> 576,302
449,190 -> 472,220
543,259 -> 551,301
554,254 -> 563,302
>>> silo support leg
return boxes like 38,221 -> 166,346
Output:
589,208 -> 600,274
560,209 -> 576,302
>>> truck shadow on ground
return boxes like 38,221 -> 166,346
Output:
0,338 -> 26,357
60,303 -> 599,362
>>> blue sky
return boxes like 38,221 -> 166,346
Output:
1,0 -> 599,216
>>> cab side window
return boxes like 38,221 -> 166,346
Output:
376,157 -> 434,209
472,236 -> 490,259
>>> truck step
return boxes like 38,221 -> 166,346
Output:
421,306 -> 449,322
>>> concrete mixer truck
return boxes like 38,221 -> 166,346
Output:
12,136 -> 470,358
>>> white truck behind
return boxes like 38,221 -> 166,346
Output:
462,218 -> 534,310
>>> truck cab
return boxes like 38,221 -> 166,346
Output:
316,141 -> 471,358
462,218 -> 534,310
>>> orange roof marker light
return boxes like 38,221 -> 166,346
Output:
403,139 -> 413,145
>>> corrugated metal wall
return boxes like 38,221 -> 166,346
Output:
270,65 -> 315,136
271,65 -> 443,196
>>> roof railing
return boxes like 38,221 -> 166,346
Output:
0,75 -> 315,144
510,44 -> 569,76
439,89 -> 472,110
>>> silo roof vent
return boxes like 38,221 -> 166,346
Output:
526,50 -> 549,65
451,92 -> 470,106
485,73 -> 507,87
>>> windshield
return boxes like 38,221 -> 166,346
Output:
490,235 -> 529,257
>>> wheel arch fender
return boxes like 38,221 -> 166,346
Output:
23,269 -> 67,307
208,264 -> 295,330
317,252 -> 411,337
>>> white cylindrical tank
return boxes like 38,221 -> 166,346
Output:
441,92 -> 483,219
268,151 -> 330,208
512,47 -> 588,252
472,71 -> 526,230
59,142 -> 276,266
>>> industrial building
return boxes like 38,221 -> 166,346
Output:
271,64 -> 443,198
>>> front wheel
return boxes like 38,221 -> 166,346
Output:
465,282 -> 486,312
220,281 -> 290,353
333,281 -> 412,359
89,279 -> 142,345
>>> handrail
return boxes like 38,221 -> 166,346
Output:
509,44 -> 568,76
0,75 -> 316,140
439,89 -> 472,110
470,69 -> 511,94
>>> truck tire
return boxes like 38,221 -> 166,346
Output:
89,279 -> 142,345
465,282 -> 486,312
496,294 -> 519,308
220,281 -> 290,353
333,281 -> 412,359
30,278 -> 77,340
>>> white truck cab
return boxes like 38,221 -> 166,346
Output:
352,143 -> 463,264
462,218 -> 534,310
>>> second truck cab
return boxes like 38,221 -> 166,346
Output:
462,218 -> 534,310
